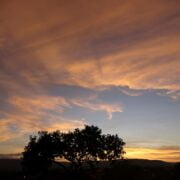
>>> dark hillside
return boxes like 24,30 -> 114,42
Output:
0,158 -> 179,180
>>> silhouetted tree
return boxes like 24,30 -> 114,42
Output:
22,125 -> 125,177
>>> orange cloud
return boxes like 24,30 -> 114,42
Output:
0,94 -> 122,144
0,112 -> 85,142
0,120 -> 14,141
0,0 -> 180,93
0,95 -> 82,142
8,96 -> 69,113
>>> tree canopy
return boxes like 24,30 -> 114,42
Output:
22,125 -> 125,176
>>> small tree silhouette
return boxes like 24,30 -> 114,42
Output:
22,125 -> 125,176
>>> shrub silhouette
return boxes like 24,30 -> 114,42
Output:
22,125 -> 125,177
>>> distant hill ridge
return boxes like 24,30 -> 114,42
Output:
124,159 -> 174,167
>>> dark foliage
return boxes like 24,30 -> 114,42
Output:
22,125 -> 125,177
100,134 -> 125,162
22,131 -> 63,176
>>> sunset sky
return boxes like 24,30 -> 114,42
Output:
0,0 -> 180,162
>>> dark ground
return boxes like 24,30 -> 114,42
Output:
0,158 -> 179,180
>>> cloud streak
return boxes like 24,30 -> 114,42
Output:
0,0 -> 180,92
0,94 -> 122,143
0,0 -> 180,159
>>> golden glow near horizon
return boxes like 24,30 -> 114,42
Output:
125,147 -> 180,162
0,0 -> 180,161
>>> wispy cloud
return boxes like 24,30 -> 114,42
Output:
0,0 -> 180,156
8,96 -> 69,114
157,90 -> 180,101
0,94 -> 122,144
0,0 -> 180,92
70,98 -> 123,120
